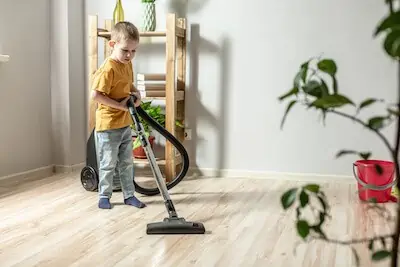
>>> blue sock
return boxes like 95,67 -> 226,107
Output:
98,198 -> 111,209
124,196 -> 146,208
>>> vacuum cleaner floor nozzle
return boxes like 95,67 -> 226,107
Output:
146,217 -> 206,235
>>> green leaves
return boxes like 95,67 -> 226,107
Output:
384,29 -> 400,57
296,220 -> 310,239
336,150 -> 372,160
280,184 -> 329,242
317,59 -> 337,76
303,80 -> 329,98
304,184 -> 320,193
372,250 -> 391,261
368,238 -> 392,262
280,100 -> 297,129
310,94 -> 354,109
299,190 -> 309,207
281,188 -> 298,209
358,98 -> 379,111
375,10 -> 400,36
374,10 -> 400,59
388,107 -> 400,116
317,59 -> 338,94
368,116 -> 388,130
278,87 -> 299,101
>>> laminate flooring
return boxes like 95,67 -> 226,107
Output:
0,171 -> 397,267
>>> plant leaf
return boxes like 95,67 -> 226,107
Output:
368,240 -> 374,250
317,59 -> 337,75
336,150 -> 358,158
294,63 -> 309,88
300,60 -> 310,82
281,188 -> 298,209
335,150 -> 371,160
371,250 -> 391,261
368,116 -> 388,130
374,10 -> 400,36
359,98 -> 378,111
304,184 -> 320,193
296,220 -> 310,239
359,152 -> 372,160
383,28 -> 400,58
278,87 -> 299,101
388,108 -> 400,116
299,190 -> 309,207
320,79 -> 330,96
332,76 -> 338,94
303,80 -> 323,98
280,100 -> 297,129
310,94 -> 354,109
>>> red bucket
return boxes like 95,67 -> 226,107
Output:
353,160 -> 396,203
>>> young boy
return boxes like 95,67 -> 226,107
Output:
91,21 -> 146,209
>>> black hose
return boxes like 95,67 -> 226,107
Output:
131,101 -> 190,196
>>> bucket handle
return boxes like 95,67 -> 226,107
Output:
353,163 -> 397,191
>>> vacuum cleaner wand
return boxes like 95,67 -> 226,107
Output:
128,95 -> 206,235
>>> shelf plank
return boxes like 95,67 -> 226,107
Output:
137,73 -> 166,81
98,29 -> 167,39
137,83 -> 166,91
141,91 -> 184,101
98,28 -> 184,39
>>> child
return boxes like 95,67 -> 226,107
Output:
91,21 -> 146,209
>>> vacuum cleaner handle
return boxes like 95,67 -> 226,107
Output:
127,93 -> 138,108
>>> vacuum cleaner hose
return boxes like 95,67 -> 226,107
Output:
133,102 -> 190,196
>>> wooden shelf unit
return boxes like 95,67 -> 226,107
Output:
87,13 -> 187,182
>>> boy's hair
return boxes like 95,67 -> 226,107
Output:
111,21 -> 140,42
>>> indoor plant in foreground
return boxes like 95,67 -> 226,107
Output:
277,1 -> 400,266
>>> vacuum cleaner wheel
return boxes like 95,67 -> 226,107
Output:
80,166 -> 98,192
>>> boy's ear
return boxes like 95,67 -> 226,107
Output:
108,40 -> 116,48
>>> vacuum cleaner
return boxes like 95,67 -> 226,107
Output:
81,94 -> 206,235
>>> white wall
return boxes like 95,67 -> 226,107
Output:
1,0 -> 393,178
85,0 -> 397,177
51,0 -> 86,167
0,0 -> 52,177
0,0 -> 86,178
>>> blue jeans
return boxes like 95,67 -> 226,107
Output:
95,126 -> 135,200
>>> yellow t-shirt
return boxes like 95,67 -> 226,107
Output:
91,57 -> 134,131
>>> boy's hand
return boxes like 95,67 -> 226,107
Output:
119,96 -> 131,111
131,91 -> 142,107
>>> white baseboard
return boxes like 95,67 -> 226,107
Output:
0,163 -> 355,184
0,162 -> 86,182
0,165 -> 54,181
188,167 -> 354,183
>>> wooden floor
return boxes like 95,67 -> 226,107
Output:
0,170 -> 397,267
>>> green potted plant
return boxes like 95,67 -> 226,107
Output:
131,100 -> 183,159
277,1 -> 400,266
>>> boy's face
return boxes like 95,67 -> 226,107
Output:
110,39 -> 138,64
